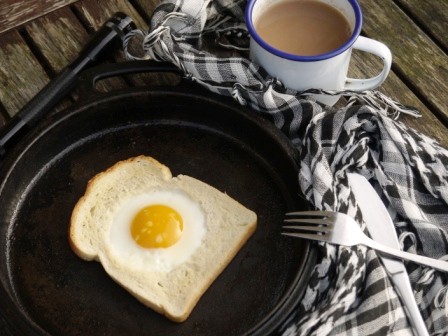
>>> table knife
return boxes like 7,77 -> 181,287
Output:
347,173 -> 429,336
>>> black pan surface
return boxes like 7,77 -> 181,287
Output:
0,86 -> 314,335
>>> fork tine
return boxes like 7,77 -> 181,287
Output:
284,218 -> 330,226
281,232 -> 329,242
282,225 -> 330,233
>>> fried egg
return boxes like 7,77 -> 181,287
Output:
108,189 -> 206,272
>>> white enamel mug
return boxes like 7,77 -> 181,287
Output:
246,0 -> 392,106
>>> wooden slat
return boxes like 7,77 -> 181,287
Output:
24,7 -> 127,93
73,0 -> 148,33
73,0 -> 179,87
24,8 -> 89,73
0,0 -> 79,34
395,0 -> 448,51
0,30 -> 49,117
131,0 -> 159,21
359,0 -> 448,124
350,52 -> 447,147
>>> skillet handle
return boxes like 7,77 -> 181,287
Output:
0,13 -> 136,158
76,60 -> 182,98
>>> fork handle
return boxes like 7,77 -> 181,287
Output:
364,237 -> 448,273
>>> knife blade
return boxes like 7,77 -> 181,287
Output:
347,173 -> 428,336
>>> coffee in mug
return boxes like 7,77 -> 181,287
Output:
246,0 -> 392,106
255,0 -> 352,56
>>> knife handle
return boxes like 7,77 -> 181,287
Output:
365,237 -> 448,273
391,273 -> 429,336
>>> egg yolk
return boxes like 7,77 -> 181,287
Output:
130,205 -> 183,248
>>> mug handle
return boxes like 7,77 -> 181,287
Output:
344,36 -> 392,91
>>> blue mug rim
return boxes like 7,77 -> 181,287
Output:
245,0 -> 363,62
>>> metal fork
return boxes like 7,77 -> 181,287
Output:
283,211 -> 448,273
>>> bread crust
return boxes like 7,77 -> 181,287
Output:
68,155 -> 257,322
69,156 -> 171,259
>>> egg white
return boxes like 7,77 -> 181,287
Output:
107,189 -> 206,272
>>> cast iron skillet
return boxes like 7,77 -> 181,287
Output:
0,62 -> 315,335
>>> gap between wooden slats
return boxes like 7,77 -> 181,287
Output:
394,0 -> 447,52
24,6 -> 128,97
72,0 -> 179,87
359,0 -> 448,127
0,30 -> 50,117
0,0 -> 80,34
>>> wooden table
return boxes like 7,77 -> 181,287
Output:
0,0 -> 447,148
0,0 -> 446,332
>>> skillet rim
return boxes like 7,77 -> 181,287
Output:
0,85 -> 316,336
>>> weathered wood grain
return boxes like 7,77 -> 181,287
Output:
0,0 -> 445,150
131,0 -> 160,22
0,30 -> 49,116
25,8 -> 89,73
0,0 -> 79,34
350,51 -> 447,147
395,0 -> 448,51
24,7 -> 127,94
359,0 -> 448,124
73,0 -> 178,87
73,0 -> 148,33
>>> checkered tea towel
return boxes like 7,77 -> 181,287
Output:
123,0 -> 448,334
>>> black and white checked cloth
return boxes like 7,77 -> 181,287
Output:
124,0 -> 448,334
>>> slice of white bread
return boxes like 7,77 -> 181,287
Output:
69,155 -> 257,322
